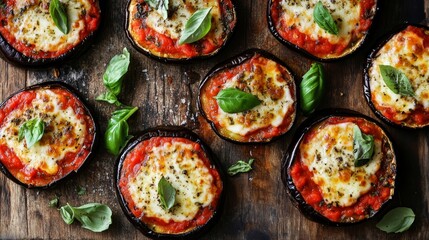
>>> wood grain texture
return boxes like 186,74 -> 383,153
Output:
0,0 -> 428,239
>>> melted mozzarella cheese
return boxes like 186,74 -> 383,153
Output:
369,27 -> 429,121
278,0 -> 361,44
217,58 -> 294,136
0,89 -> 86,175
300,122 -> 382,207
4,0 -> 92,53
143,0 -> 223,40
127,140 -> 215,223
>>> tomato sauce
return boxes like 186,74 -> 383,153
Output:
0,87 -> 95,186
290,117 -> 395,223
118,137 -> 222,234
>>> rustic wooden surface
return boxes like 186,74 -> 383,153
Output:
1,0 -> 428,239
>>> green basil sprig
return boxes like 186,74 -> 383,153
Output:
376,207 -> 415,233
59,203 -> 112,232
49,0 -> 69,34
105,107 -> 138,155
215,88 -> 261,113
313,1 -> 338,35
228,159 -> 254,176
179,7 -> 212,45
300,63 -> 325,114
18,118 -> 45,148
102,48 -> 130,96
145,0 -> 169,20
49,196 -> 59,208
353,125 -> 375,167
158,177 -> 176,210
379,65 -> 415,97
96,92 -> 122,107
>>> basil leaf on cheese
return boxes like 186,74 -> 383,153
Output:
379,65 -> 415,97
179,7 -> 212,45
313,1 -> 338,35
103,48 -> 130,96
158,176 -> 176,210
145,0 -> 169,20
215,88 -> 261,113
376,207 -> 415,233
353,125 -> 375,167
105,107 -> 138,155
49,0 -> 69,34
300,63 -> 325,114
18,118 -> 45,148
228,159 -> 254,176
96,92 -> 123,106
59,203 -> 112,232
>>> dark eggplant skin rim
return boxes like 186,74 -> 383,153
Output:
198,48 -> 297,144
0,81 -> 98,189
363,23 -> 429,130
281,108 -> 397,226
124,0 -> 237,63
0,1 -> 102,69
114,126 -> 225,240
266,0 -> 379,62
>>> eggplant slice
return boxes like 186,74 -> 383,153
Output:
282,109 -> 396,226
0,0 -> 101,68
199,49 -> 297,144
364,23 -> 429,129
115,127 -> 224,239
125,0 -> 236,62
0,81 -> 97,188
267,0 -> 378,61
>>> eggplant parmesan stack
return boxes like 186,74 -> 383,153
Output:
126,0 -> 236,61
199,49 -> 296,143
0,0 -> 101,67
268,0 -> 377,60
283,111 -> 396,225
365,24 -> 429,129
115,128 -> 224,239
0,82 -> 96,188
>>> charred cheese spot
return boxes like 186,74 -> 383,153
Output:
300,122 -> 382,207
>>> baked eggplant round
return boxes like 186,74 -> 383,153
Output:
0,81 -> 97,188
199,49 -> 297,143
0,0 -> 101,68
364,24 -> 429,129
267,0 -> 378,61
282,109 -> 396,225
115,127 -> 224,239
125,0 -> 236,62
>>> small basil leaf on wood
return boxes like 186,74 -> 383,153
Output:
313,1 -> 338,35
59,203 -> 112,232
228,159 -> 254,176
49,196 -> 59,208
353,125 -> 375,167
215,88 -> 261,113
49,0 -> 69,34
376,207 -> 415,233
77,186 -> 86,196
158,177 -> 176,210
145,0 -> 169,20
179,7 -> 212,45
105,107 -> 138,155
18,118 -> 45,148
96,92 -> 123,106
379,65 -> 415,97
103,48 -> 130,96
300,63 -> 325,114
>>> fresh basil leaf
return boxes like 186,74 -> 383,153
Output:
105,107 -> 138,155
379,65 -> 415,97
178,7 -> 212,45
18,118 -> 45,148
376,207 -> 415,233
313,1 -> 338,35
158,177 -> 176,210
49,196 -> 59,208
300,63 -> 325,114
353,125 -> 375,167
145,0 -> 168,20
49,0 -> 69,34
228,159 -> 254,176
103,48 -> 130,96
60,203 -> 112,232
96,91 -> 123,106
77,186 -> 86,196
60,204 -> 75,225
215,88 -> 261,113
